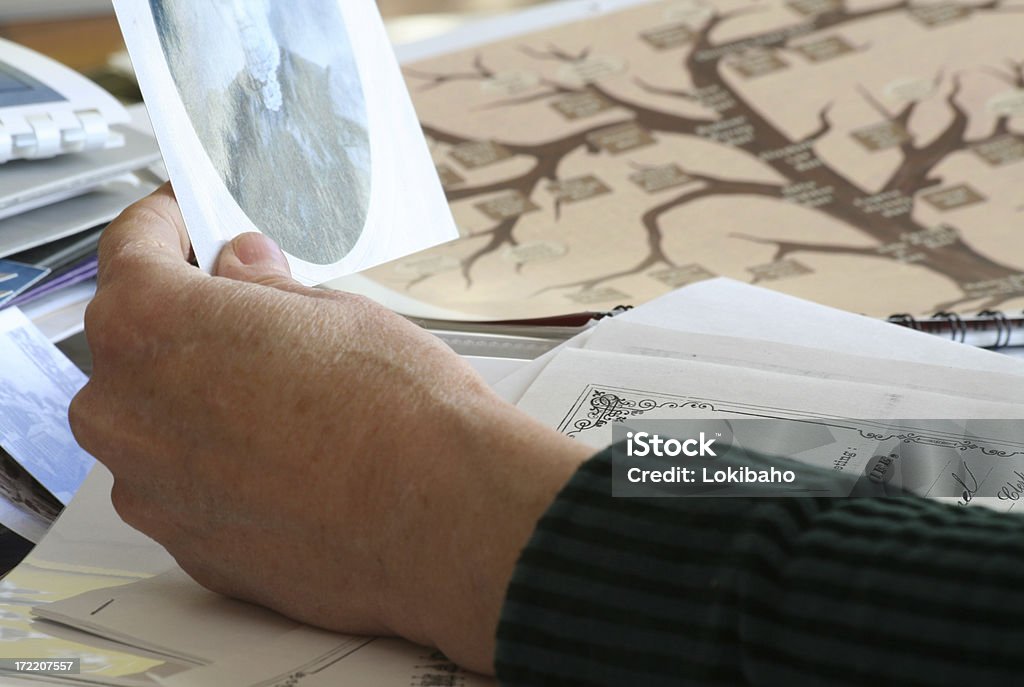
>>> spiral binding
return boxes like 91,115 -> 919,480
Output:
887,309 -> 1024,349
931,311 -> 966,343
977,310 -> 1014,348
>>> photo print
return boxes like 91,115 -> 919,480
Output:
114,0 -> 456,284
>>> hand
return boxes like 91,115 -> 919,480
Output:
69,186 -> 591,674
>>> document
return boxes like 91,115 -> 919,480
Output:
160,635 -> 494,687
615,279 -> 1024,375
516,347 -> 1024,506
114,0 -> 458,285
584,320 -> 1024,404
361,0 -> 1024,320
492,278 -> 1024,404
36,568 -> 325,665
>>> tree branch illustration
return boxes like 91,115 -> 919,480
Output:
672,3 -> 1024,309
402,0 -> 1024,309
731,233 -> 882,262
868,74 -> 968,195
405,50 -> 717,288
403,54 -> 494,90
537,173 -> 785,294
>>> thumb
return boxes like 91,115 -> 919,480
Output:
215,233 -> 307,293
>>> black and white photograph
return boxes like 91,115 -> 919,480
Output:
148,0 -> 371,265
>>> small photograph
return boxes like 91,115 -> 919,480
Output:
0,449 -> 61,519
148,0 -> 372,266
0,310 -> 94,507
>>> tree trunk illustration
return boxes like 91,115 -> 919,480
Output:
403,0 -> 1024,312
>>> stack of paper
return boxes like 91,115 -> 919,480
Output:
500,278 -> 1024,504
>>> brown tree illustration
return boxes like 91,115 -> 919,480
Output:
404,0 -> 1024,312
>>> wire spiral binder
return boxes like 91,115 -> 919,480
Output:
887,310 -> 1024,349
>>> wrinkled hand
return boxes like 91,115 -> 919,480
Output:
69,186 -> 590,674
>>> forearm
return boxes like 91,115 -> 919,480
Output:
496,447 -> 1024,686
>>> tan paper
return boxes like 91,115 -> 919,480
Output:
364,0 -> 1024,319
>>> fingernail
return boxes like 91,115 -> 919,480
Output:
231,233 -> 286,267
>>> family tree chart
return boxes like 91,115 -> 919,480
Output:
365,0 -> 1024,318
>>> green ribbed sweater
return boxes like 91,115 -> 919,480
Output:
496,447 -> 1024,686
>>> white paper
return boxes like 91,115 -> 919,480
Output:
0,175 -> 156,259
114,0 -> 458,286
163,635 -> 494,687
0,126 -> 161,221
36,568 -> 314,666
466,356 -> 529,386
492,328 -> 595,403
585,320 -> 1024,405
497,278 -> 1024,403
518,348 -> 1024,447
517,347 -> 1024,506
622,278 -> 1024,376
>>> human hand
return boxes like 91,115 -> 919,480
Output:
69,186 -> 591,674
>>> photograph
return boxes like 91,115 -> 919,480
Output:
0,314 -> 92,506
0,449 -> 62,540
148,0 -> 372,265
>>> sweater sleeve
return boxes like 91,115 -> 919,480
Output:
494,445 -> 1024,687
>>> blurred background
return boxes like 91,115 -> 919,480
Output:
0,1 -> 553,85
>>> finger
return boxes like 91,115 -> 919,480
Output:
214,232 -> 313,295
97,184 -> 196,285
